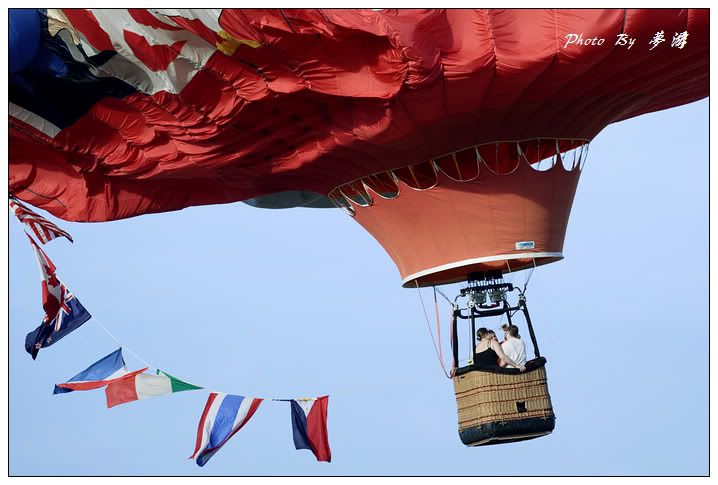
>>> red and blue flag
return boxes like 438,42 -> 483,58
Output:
25,233 -> 89,359
25,289 -> 91,360
289,396 -> 331,462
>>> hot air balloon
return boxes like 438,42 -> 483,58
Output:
9,8 -> 709,447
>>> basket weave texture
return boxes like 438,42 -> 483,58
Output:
453,366 -> 554,430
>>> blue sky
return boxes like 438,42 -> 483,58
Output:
8,99 -> 707,476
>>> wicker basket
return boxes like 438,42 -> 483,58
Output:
453,362 -> 555,446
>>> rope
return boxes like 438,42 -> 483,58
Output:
92,319 -> 153,370
448,305 -> 456,377
522,258 -> 537,294
415,282 -> 452,378
93,318 -> 325,401
433,287 -> 445,373
434,287 -> 452,305
93,318 -> 328,400
92,317 -> 324,401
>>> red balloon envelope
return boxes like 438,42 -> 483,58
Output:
9,9 -> 708,286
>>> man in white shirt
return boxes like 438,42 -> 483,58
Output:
500,324 -> 526,369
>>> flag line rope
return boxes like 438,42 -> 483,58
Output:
92,318 -> 325,401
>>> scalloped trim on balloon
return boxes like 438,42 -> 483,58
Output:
328,138 -> 590,215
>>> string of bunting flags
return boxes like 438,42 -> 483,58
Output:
9,198 -> 332,466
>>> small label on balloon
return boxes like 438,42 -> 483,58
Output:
515,241 -> 535,250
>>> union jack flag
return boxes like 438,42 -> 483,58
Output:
9,197 -> 73,244
24,234 -> 90,359
25,289 -> 91,360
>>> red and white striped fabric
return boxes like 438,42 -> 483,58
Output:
9,198 -> 73,244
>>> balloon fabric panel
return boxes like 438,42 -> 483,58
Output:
9,8 -> 708,222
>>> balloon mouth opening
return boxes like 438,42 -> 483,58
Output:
401,253 -> 564,288
332,138 -> 586,288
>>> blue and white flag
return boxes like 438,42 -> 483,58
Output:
53,348 -> 145,394
190,393 -> 263,467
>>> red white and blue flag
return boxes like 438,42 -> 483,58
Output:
289,396 -> 332,462
9,198 -> 73,244
25,288 -> 91,360
25,233 -> 89,359
190,392 -> 263,467
54,348 -> 147,394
